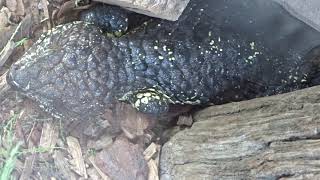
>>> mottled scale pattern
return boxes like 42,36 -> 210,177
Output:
80,4 -> 129,35
80,4 -> 150,36
8,22 -> 120,119
7,0 -> 320,120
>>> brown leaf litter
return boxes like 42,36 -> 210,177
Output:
0,0 -> 194,179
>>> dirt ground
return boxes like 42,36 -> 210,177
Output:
0,0 -> 191,179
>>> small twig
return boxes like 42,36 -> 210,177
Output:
26,122 -> 36,144
40,0 -> 52,29
0,14 -> 31,69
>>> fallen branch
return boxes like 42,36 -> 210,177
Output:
0,14 -> 31,68
161,85 -> 320,179
93,0 -> 190,21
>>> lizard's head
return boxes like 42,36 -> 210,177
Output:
7,22 -> 115,120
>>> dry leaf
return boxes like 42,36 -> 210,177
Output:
39,122 -> 59,153
66,136 -> 88,178
143,143 -> 158,161
147,159 -> 159,180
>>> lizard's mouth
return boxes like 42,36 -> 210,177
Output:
7,63 -> 31,92
6,47 -> 45,93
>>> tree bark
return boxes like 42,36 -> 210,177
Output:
160,86 -> 320,180
92,0 -> 190,21
274,0 -> 320,32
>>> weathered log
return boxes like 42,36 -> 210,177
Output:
91,0 -> 320,32
92,0 -> 190,21
160,85 -> 320,179
274,0 -> 320,32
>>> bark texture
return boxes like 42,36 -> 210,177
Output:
160,86 -> 320,180
92,0 -> 190,21
274,0 -> 320,32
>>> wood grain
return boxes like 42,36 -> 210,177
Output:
160,86 -> 320,179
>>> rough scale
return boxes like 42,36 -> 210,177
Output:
7,0 -> 320,121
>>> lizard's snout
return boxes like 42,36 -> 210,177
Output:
7,63 -> 31,91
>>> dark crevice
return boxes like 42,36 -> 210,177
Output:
265,134 -> 320,148
275,173 -> 295,179
280,134 -> 320,142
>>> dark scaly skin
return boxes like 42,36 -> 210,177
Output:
80,4 -> 129,35
7,0 -> 320,120
80,4 -> 150,36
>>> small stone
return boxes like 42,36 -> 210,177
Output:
95,138 -> 149,180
